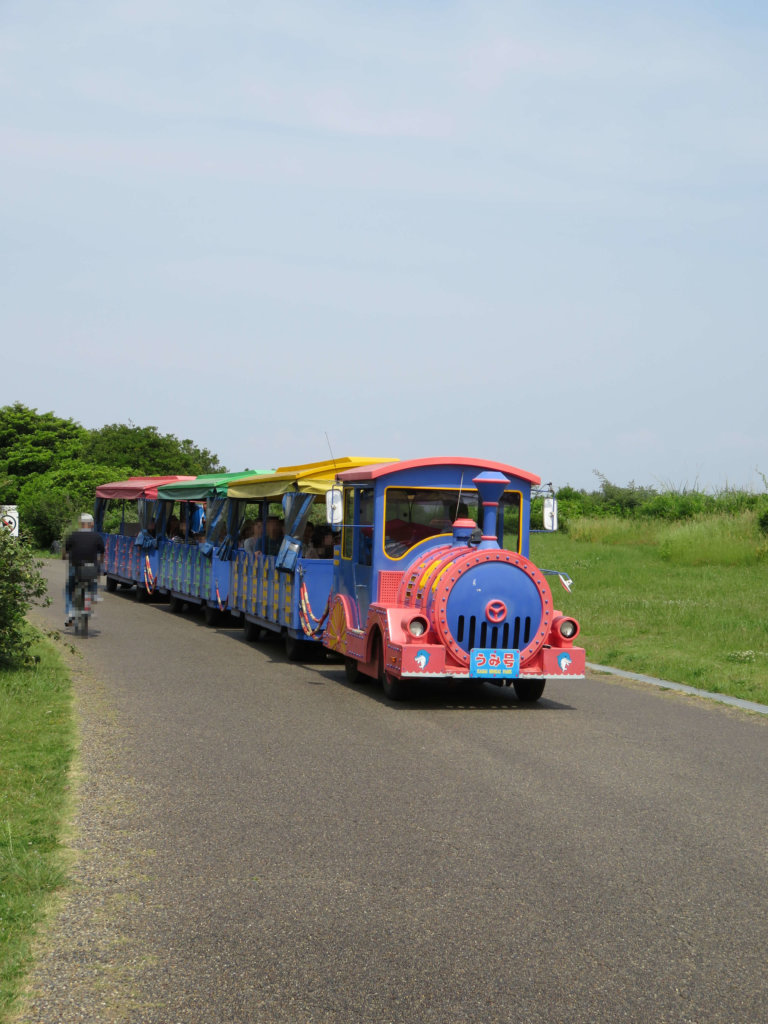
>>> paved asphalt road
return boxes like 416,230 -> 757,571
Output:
16,562 -> 768,1024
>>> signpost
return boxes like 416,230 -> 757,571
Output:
1,505 -> 19,537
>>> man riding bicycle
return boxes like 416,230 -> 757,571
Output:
64,512 -> 105,627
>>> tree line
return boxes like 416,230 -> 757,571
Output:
4,402 -> 766,547
0,402 -> 225,548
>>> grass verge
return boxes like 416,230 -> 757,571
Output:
0,635 -> 76,1022
532,516 -> 768,706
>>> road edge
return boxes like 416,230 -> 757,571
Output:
587,661 -> 768,715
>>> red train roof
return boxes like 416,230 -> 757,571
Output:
335,457 -> 540,486
95,476 -> 196,500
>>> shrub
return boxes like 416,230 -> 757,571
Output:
553,477 -> 766,526
638,491 -> 713,521
17,461 -> 131,548
592,473 -> 657,517
0,530 -> 49,665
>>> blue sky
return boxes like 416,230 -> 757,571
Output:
2,1 -> 767,490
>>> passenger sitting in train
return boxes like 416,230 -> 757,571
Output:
265,517 -> 283,556
302,523 -> 320,558
243,520 -> 263,556
318,529 -> 337,559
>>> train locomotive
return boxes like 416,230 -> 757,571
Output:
323,457 -> 584,701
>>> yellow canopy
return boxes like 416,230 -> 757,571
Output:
227,456 -> 398,500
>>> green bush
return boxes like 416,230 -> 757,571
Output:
0,402 -> 86,503
638,491 -> 713,520
555,477 -> 658,521
1,404 -> 227,550
17,461 -> 131,548
0,530 -> 49,665
554,474 -> 767,526
83,422 -> 223,475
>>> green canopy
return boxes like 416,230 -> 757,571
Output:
157,470 -> 272,502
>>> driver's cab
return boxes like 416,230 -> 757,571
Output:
327,457 -> 552,627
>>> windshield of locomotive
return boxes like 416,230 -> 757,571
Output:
383,488 -> 521,559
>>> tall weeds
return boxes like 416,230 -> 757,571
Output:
566,518 -> 662,547
565,511 -> 768,566
658,511 -> 768,566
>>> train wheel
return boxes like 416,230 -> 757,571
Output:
169,595 -> 184,613
377,641 -> 407,701
344,657 -> 361,684
105,576 -> 118,593
135,584 -> 150,603
513,678 -> 545,703
285,634 -> 305,662
204,605 -> 220,627
243,620 -> 262,643
381,672 -> 408,701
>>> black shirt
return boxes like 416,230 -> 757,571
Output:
65,529 -> 105,566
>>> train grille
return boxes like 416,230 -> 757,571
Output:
455,615 -> 532,651
378,570 -> 403,604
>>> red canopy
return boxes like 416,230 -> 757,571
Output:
336,457 -> 540,486
95,476 -> 196,501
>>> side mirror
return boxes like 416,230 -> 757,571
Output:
326,487 -> 343,526
542,497 -> 558,532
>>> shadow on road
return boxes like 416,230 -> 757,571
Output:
112,589 -> 576,712
315,669 -> 577,711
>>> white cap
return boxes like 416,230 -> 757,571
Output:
80,512 -> 94,525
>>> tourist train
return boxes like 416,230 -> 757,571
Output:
94,455 -> 584,701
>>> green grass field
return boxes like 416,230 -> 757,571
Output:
0,639 -> 75,1022
531,512 -> 768,705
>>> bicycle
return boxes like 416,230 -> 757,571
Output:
71,562 -> 100,638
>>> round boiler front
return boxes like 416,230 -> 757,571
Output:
428,551 -> 552,666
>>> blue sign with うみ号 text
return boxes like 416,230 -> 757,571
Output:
470,648 -> 520,679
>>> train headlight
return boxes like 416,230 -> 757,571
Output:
558,618 -> 578,640
408,617 -> 428,638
